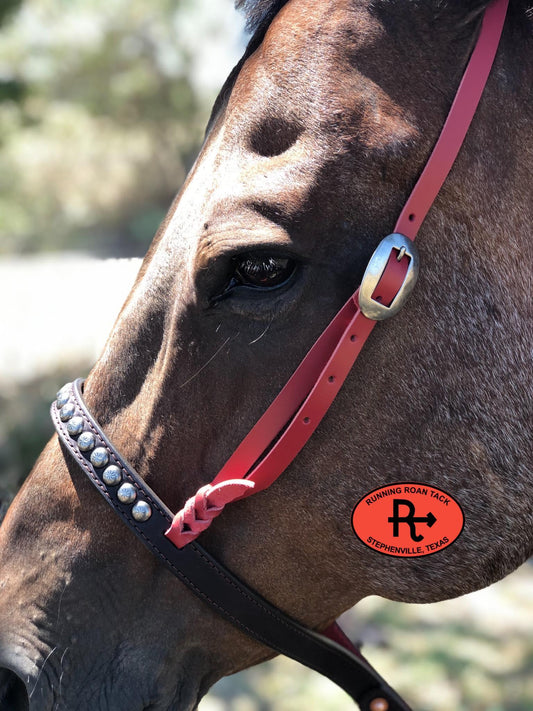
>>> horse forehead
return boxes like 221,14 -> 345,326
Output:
233,0 -> 411,139
261,0 -> 382,67
229,2 -> 376,110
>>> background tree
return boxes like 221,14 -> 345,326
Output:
0,0 -> 242,256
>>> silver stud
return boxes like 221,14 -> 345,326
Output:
77,431 -> 96,452
90,447 -> 109,469
66,416 -> 84,437
56,383 -> 71,398
102,465 -> 122,486
117,483 -> 136,504
56,383 -> 72,410
56,391 -> 70,409
59,403 -> 76,421
131,500 -> 152,522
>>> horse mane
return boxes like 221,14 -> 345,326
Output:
235,0 -> 533,31
234,0 -> 290,32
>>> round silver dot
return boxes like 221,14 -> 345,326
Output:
66,416 -> 84,437
117,483 -> 136,504
59,403 -> 76,421
56,383 -> 71,398
90,447 -> 109,469
56,393 -> 70,410
131,501 -> 152,522
56,383 -> 70,410
77,431 -> 96,452
102,465 -> 122,486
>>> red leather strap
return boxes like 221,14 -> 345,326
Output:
395,0 -> 509,239
172,479 -> 256,548
215,257 -> 406,492
324,622 -> 364,658
166,0 -> 508,549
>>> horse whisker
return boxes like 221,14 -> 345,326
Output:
29,646 -> 57,699
179,336 -> 234,388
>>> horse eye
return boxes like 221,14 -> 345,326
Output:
234,254 -> 296,289
210,253 -> 298,305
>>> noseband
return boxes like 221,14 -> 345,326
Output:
52,3 -> 508,709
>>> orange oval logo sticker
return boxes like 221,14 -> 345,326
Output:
352,482 -> 464,558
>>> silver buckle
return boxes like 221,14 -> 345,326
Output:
359,233 -> 419,321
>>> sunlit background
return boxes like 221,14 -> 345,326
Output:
0,2 -> 531,709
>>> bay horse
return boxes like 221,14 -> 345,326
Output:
1,0 -> 532,709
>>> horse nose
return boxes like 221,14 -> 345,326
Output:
0,668 -> 29,711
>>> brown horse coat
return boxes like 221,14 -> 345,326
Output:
0,1 -> 532,709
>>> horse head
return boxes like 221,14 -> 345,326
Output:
0,1 -> 531,709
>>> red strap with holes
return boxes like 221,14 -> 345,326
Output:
166,0 -> 508,549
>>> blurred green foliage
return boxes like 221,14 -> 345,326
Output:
0,0 -> 238,256
0,370 -> 72,504
0,0 -> 24,106
0,0 -> 22,27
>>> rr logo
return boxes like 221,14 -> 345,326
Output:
388,499 -> 437,542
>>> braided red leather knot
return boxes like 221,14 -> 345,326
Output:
165,479 -> 255,548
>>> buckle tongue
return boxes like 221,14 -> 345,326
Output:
359,233 -> 419,321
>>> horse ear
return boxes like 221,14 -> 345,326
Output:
235,0 -> 289,33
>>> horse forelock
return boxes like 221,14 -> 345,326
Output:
235,0 -> 290,32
